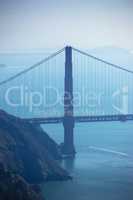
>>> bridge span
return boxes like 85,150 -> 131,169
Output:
25,114 -> 133,124
0,45 -> 133,156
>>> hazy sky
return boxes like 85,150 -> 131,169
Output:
0,0 -> 133,51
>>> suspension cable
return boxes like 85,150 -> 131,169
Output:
0,47 -> 65,86
72,47 -> 133,74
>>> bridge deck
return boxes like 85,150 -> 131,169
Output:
25,114 -> 133,124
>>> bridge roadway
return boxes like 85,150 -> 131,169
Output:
25,114 -> 133,124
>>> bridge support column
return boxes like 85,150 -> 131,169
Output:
62,46 -> 75,156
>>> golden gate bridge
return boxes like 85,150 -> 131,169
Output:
0,46 -> 133,155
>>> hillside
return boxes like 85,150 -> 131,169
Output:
0,110 -> 71,199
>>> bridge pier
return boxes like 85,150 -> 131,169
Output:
62,46 -> 75,156
63,116 -> 75,155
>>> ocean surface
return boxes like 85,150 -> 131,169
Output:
42,122 -> 133,200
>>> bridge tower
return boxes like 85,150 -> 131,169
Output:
62,46 -> 75,156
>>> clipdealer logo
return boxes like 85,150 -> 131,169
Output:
3,85 -> 129,114
112,86 -> 129,114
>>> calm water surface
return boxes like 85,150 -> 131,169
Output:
42,122 -> 133,200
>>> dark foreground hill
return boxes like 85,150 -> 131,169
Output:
0,110 -> 71,200
0,163 -> 43,200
